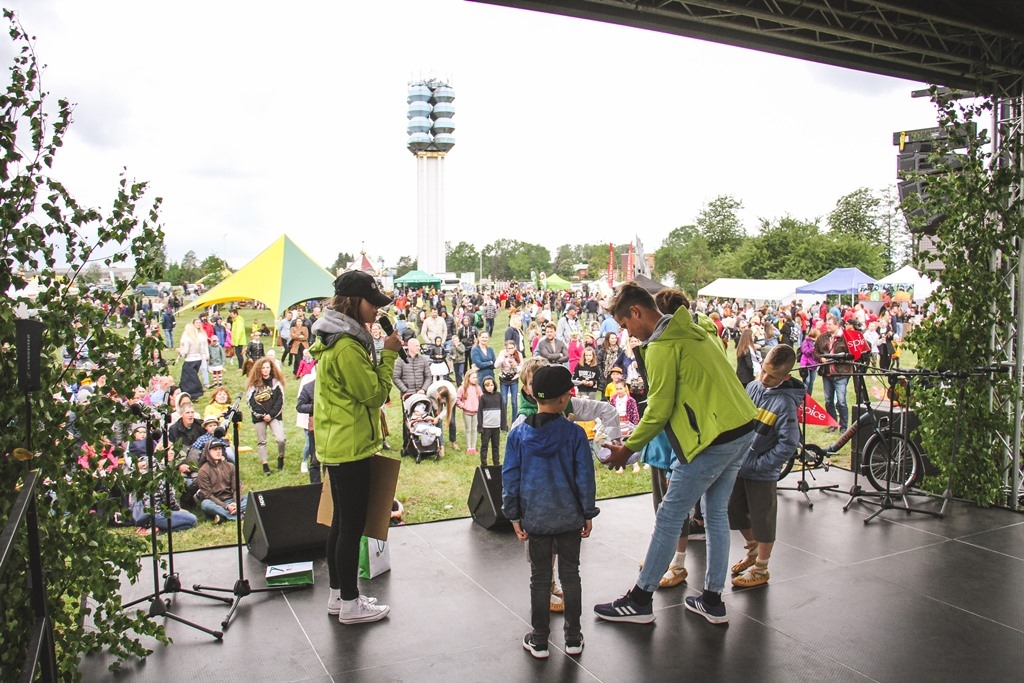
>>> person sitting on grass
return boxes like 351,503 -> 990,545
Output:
129,424 -> 197,534
728,344 -> 803,589
197,438 -> 246,522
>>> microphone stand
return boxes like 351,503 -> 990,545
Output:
192,404 -> 308,631
122,411 -> 224,639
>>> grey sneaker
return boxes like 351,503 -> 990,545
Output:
338,595 -> 389,624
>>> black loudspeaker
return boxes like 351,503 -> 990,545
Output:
467,466 -> 510,530
850,403 -> 925,473
243,484 -> 329,563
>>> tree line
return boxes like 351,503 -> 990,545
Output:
397,187 -> 910,289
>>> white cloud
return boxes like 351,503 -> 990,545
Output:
5,0 -> 943,271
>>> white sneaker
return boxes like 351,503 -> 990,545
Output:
327,593 -> 376,615
300,461 -> 309,473
338,595 -> 390,624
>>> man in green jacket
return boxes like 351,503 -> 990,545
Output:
595,282 -> 757,626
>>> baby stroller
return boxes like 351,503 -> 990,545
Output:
402,394 -> 442,463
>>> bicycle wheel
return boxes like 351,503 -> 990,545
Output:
862,431 -> 922,491
778,452 -> 796,480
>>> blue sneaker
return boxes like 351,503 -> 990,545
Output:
593,593 -> 654,624
684,594 -> 728,624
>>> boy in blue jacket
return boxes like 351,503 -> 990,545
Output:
728,344 -> 803,588
502,365 -> 599,660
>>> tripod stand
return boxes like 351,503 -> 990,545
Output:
193,408 -> 308,631
843,369 -> 942,524
122,410 -> 226,639
778,369 -> 840,508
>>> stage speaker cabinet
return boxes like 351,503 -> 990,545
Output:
850,403 -> 926,474
467,465 -> 511,530
243,483 -> 329,564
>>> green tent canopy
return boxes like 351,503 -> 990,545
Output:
543,274 -> 572,291
395,270 -> 442,287
184,235 -> 335,321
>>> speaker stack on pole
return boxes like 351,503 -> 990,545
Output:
243,484 -> 329,563
467,466 -> 511,530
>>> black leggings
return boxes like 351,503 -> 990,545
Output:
325,459 -> 371,599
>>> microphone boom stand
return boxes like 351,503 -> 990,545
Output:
192,407 -> 308,631
121,412 -> 225,639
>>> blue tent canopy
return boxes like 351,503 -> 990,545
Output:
796,267 -> 876,295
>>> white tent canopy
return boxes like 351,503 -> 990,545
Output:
877,265 -> 937,303
698,278 -> 809,303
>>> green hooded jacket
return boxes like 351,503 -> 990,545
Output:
309,309 -> 397,465
624,307 -> 756,462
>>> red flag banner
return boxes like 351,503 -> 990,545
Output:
843,328 -> 870,362
607,243 -> 615,288
800,394 -> 840,428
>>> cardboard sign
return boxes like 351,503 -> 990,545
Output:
316,454 -> 401,541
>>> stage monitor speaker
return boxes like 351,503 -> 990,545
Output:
850,403 -> 926,474
243,483 -> 329,564
468,465 -> 510,530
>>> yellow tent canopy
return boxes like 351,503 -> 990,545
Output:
183,235 -> 335,321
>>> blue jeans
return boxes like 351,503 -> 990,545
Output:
803,366 -> 818,396
501,380 -> 519,419
822,375 -> 849,430
132,502 -> 197,532
454,362 -> 466,386
163,328 -> 174,348
201,496 -> 247,522
637,431 -> 754,595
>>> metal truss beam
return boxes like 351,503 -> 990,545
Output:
474,0 -> 1024,96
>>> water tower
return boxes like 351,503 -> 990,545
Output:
406,79 -> 455,276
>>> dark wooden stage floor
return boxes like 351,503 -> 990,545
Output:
80,468 -> 1024,682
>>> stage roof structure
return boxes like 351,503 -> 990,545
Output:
474,1 -> 1024,97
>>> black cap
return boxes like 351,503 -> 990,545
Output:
333,270 -> 392,307
532,365 -> 574,400
208,438 -> 228,449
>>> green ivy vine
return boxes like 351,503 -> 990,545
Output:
907,90 -> 1024,506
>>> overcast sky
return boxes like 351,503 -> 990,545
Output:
5,0 -> 943,272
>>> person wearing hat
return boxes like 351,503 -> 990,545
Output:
502,364 -> 599,659
310,269 -> 403,625
555,303 -> 581,346
197,439 -> 244,522
190,416 -> 236,463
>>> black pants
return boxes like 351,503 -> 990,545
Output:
528,532 -> 582,644
325,459 -> 371,599
308,431 -> 321,485
479,428 -> 500,466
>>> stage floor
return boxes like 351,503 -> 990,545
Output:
80,468 -> 1024,682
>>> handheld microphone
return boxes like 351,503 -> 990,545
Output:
377,316 -> 408,363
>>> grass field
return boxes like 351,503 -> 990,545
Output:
150,304 -> 911,552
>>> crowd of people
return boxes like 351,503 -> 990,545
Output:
60,272 -> 927,650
